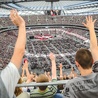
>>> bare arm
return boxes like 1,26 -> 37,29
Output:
82,16 -> 98,61
59,63 -> 63,79
49,53 -> 57,79
47,72 -> 52,81
24,60 -> 35,83
22,66 -> 25,77
10,10 -> 26,68
23,61 -> 31,79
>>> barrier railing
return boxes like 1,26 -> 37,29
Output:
17,80 -> 69,87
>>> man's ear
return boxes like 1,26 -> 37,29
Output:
75,61 -> 79,67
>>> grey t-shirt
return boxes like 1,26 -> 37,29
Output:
63,62 -> 98,98
93,61 -> 98,73
1,62 -> 20,98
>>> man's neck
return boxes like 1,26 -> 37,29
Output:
80,68 -> 93,76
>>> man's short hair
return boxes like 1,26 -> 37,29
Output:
36,74 -> 49,91
75,48 -> 93,69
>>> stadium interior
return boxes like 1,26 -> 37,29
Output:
0,0 -> 98,93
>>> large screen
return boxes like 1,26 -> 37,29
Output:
45,10 -> 61,15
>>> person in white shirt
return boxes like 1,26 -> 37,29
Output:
0,9 -> 26,98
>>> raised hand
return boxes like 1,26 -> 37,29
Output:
49,53 -> 55,61
82,16 -> 96,30
49,53 -> 57,79
23,60 -> 28,69
10,9 -> 25,26
59,63 -> 62,69
47,72 -> 51,76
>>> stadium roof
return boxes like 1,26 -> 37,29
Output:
0,0 -> 96,3
0,0 -> 98,16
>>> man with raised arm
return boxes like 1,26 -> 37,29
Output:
63,16 -> 98,98
82,16 -> 98,72
0,9 -> 26,98
30,53 -> 57,98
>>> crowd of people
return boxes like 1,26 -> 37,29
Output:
26,29 -> 89,72
0,9 -> 98,98
1,14 -> 98,27
0,27 -> 89,74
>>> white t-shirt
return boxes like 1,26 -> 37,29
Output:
1,62 -> 20,98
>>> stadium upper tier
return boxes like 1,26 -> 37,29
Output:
0,14 -> 98,28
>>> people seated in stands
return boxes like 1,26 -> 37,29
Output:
63,16 -> 98,98
22,60 -> 35,83
0,9 -> 26,98
30,53 -> 57,98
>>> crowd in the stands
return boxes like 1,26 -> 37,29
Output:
0,9 -> 98,98
0,14 -> 98,28
0,27 -> 89,73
